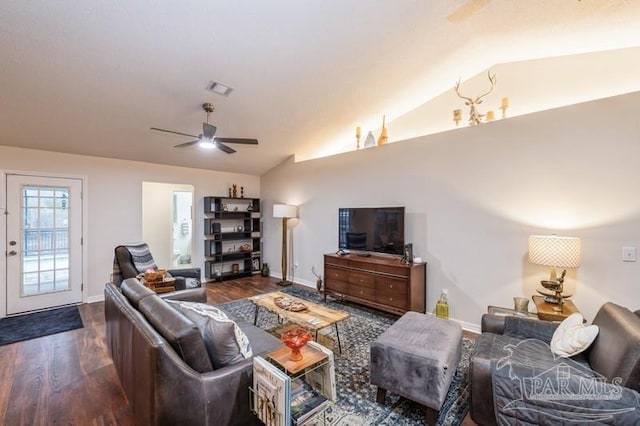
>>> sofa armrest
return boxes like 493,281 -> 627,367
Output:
167,267 -> 201,279
481,314 -> 559,344
481,314 -> 507,334
503,315 -> 559,344
160,288 -> 207,303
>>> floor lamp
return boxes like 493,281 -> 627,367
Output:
273,204 -> 297,286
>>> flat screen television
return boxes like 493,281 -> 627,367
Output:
338,207 -> 405,256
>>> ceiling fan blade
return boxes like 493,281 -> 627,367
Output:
203,123 -> 217,139
216,142 -> 236,154
215,137 -> 259,145
447,0 -> 491,23
174,140 -> 200,148
151,127 -> 199,139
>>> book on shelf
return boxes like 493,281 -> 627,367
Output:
304,341 -> 337,401
253,356 -> 291,426
290,378 -> 329,425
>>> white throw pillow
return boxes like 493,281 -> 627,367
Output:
550,312 -> 599,357
167,300 -> 252,368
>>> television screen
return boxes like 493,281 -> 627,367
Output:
338,207 -> 405,256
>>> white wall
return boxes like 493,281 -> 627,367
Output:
0,147 -> 259,314
261,91 -> 640,328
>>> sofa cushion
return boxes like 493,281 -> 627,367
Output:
550,313 -> 599,357
121,278 -> 155,308
235,318 -> 282,356
167,300 -> 253,369
138,295 -> 213,373
588,302 -> 640,391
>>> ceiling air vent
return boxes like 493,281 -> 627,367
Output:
206,81 -> 233,97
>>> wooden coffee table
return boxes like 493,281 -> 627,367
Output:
249,291 -> 349,353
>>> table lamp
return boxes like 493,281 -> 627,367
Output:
528,235 -> 581,309
273,204 -> 298,286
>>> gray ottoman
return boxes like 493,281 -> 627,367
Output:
370,311 -> 463,425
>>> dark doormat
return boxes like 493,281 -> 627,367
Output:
0,305 -> 84,346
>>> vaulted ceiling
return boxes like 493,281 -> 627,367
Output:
2,1 -> 640,175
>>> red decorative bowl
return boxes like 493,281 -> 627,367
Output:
280,328 -> 312,361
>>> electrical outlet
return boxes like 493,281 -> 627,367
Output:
622,247 -> 637,262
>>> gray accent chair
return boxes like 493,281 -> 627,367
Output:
114,244 -> 201,291
470,302 -> 640,425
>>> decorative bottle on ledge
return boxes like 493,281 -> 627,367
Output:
364,131 -> 376,148
436,289 -> 449,320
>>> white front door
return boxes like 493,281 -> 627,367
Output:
6,174 -> 83,315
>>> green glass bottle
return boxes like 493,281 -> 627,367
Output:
436,289 -> 449,320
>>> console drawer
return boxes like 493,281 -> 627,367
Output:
325,266 -> 348,282
377,264 -> 409,277
348,272 -> 375,288
349,284 -> 376,302
376,277 -> 408,295
375,292 -> 409,310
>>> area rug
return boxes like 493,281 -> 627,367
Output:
0,305 -> 84,346
218,287 -> 474,426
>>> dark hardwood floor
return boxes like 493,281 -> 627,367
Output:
0,276 -> 477,425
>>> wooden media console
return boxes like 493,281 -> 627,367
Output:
323,253 -> 426,316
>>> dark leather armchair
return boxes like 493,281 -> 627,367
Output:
113,244 -> 201,291
470,302 -> 640,425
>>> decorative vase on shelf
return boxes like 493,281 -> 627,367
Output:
364,131 -> 376,148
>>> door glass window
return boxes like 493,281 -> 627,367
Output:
21,186 -> 70,296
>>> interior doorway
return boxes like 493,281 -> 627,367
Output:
141,182 -> 194,268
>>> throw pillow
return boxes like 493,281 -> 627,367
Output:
550,312 -> 599,357
167,300 -> 252,368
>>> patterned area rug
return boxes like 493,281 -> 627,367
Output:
218,287 -> 474,426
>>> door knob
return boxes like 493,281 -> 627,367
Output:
8,250 -> 17,256
9,240 -> 16,246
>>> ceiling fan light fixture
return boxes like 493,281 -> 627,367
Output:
206,81 -> 233,97
199,138 -> 216,149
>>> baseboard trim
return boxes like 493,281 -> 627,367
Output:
86,294 -> 105,304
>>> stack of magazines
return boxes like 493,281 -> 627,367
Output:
290,379 -> 329,425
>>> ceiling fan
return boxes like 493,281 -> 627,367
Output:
150,103 -> 258,154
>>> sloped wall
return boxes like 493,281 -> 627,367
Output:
261,91 -> 640,327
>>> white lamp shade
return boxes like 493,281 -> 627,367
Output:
273,204 -> 297,218
528,235 -> 581,268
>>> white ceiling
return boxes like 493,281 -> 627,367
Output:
2,1 -> 640,175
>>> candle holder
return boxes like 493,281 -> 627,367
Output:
500,97 -> 509,118
453,109 -> 462,126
